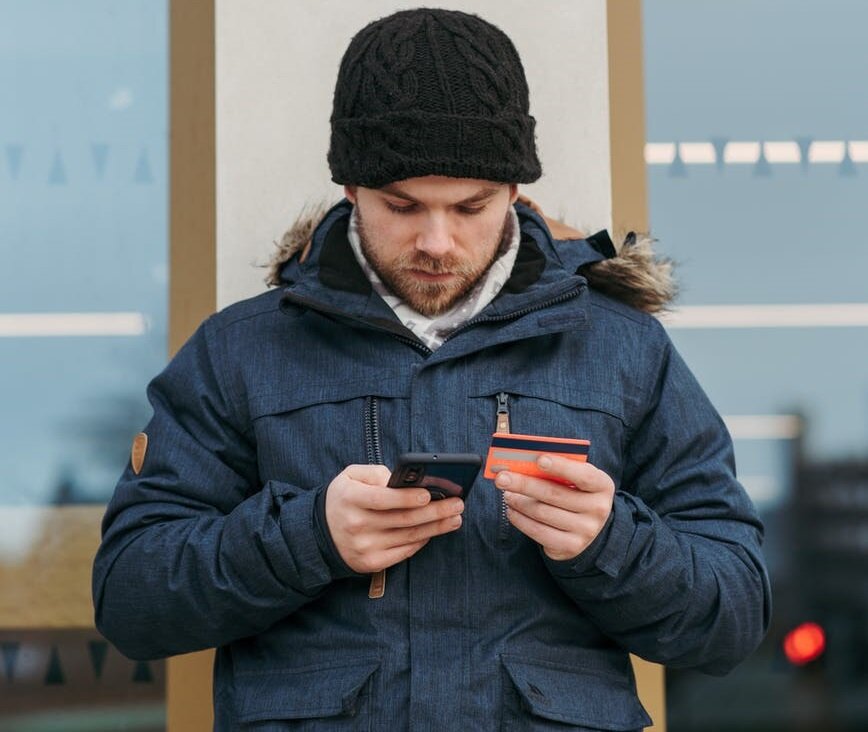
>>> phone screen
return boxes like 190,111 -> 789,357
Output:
388,453 -> 482,499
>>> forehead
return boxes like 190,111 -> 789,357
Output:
373,176 -> 507,203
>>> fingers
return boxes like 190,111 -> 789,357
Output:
494,463 -> 613,531
501,488 -> 606,538
383,512 -> 464,549
503,505 -> 589,562
345,495 -> 464,532
340,513 -> 464,574
359,484 -> 433,510
370,540 -> 430,573
501,490 -> 582,533
495,455 -> 613,498
338,465 -> 435,510
494,457 -> 615,562
324,464 -> 466,574
495,470 -> 572,510
377,496 -> 465,529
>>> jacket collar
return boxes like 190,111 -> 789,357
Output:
278,199 -> 611,297
270,198 -> 677,315
278,201 -> 604,358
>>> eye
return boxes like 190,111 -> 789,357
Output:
457,206 -> 486,216
384,200 -> 417,215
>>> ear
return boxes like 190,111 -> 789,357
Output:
344,185 -> 357,204
507,184 -> 519,205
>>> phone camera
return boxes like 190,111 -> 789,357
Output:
405,468 -> 420,483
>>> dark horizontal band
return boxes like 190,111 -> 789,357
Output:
490,436 -> 589,455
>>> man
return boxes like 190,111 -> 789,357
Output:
93,8 -> 770,730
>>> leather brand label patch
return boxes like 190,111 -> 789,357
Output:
368,570 -> 386,599
131,432 -> 148,475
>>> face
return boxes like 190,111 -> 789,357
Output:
345,176 -> 519,317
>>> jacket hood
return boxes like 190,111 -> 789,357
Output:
265,202 -> 677,314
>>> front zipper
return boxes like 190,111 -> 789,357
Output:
495,392 -> 512,544
364,396 -> 383,465
364,396 -> 387,599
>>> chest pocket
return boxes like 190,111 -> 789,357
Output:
466,383 -> 629,482
249,379 -> 409,489
465,384 -> 629,550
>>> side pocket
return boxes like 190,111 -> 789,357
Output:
237,659 -> 379,729
500,655 -> 651,731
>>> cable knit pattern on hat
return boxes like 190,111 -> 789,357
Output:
328,8 -> 542,187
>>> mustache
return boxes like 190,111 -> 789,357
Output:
394,252 -> 476,277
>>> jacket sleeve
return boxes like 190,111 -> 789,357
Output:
543,328 -> 771,675
92,318 -> 354,661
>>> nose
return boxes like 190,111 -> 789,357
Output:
415,214 -> 454,257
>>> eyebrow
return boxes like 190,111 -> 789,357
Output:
380,184 -> 502,206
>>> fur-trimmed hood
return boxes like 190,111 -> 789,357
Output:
266,202 -> 676,314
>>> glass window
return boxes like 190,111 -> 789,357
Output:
0,0 -> 167,507
0,630 -> 164,732
644,1 -> 868,729
1,0 -> 168,727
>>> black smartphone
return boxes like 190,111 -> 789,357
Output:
387,452 -> 482,500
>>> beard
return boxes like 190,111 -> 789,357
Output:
357,210 -> 513,318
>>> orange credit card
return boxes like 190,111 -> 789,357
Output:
484,432 -> 590,483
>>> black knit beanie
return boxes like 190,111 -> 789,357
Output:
328,8 -> 542,188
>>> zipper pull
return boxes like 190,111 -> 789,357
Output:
496,392 -> 511,434
369,569 -> 386,599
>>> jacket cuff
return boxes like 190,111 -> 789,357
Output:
543,492 -> 635,579
267,480 -> 357,591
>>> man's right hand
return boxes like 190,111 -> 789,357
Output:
324,464 -> 465,574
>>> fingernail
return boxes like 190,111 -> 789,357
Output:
451,515 -> 462,528
538,456 -> 552,470
417,492 -> 430,504
496,472 -> 512,488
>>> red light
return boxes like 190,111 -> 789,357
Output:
783,622 -> 826,665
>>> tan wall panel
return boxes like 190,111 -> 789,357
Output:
167,650 -> 215,731
632,655 -> 666,731
0,507 -> 103,628
170,0 -> 216,356
608,0 -> 650,235
168,0 -> 217,729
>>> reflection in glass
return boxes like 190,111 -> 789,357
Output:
644,2 -> 868,730
0,630 -> 164,732
1,1 -> 168,728
0,0 -> 168,506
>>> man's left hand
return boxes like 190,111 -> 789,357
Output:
494,455 -> 615,561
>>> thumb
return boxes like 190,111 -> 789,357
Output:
343,463 -> 392,487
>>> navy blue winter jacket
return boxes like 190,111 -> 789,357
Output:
93,202 -> 770,730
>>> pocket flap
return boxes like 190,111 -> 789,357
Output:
237,659 -> 379,722
501,655 -> 651,730
471,385 -> 626,423
249,379 -> 408,419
